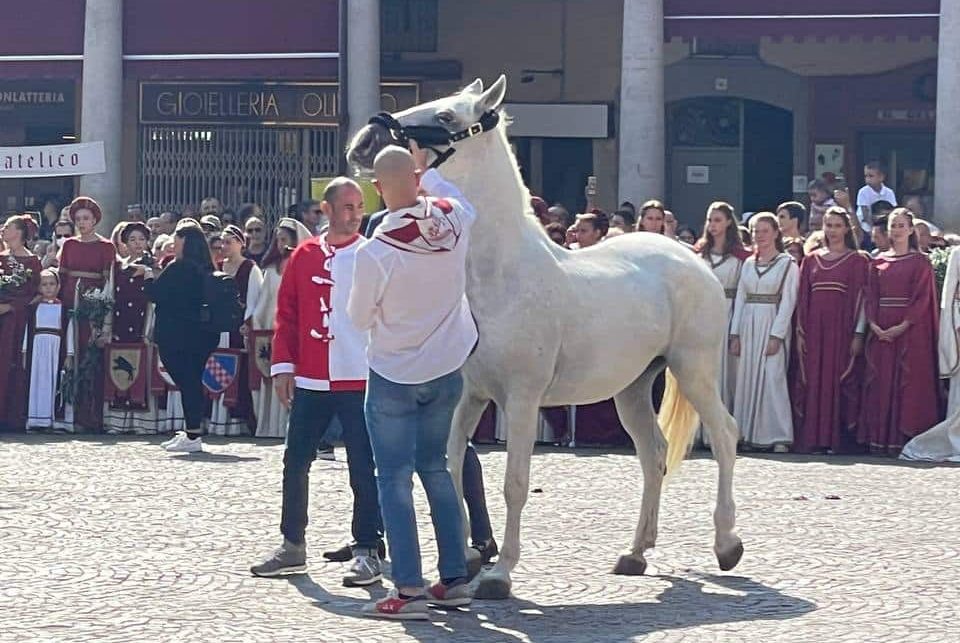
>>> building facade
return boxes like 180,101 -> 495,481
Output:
1,1 -> 954,228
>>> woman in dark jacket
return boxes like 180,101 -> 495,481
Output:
144,221 -> 220,452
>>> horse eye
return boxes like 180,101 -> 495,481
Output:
437,113 -> 454,125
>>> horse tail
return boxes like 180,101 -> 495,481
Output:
658,368 -> 700,477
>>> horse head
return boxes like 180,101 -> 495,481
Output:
346,75 -> 507,176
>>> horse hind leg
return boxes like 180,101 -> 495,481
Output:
611,358 -> 668,576
665,346 -> 744,572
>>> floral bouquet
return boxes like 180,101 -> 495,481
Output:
929,246 -> 954,296
75,287 -> 115,330
0,255 -> 35,300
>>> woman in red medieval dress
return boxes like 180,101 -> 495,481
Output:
860,208 -> 943,455
103,222 -> 160,434
58,197 -> 117,432
0,215 -> 42,431
792,207 -> 869,454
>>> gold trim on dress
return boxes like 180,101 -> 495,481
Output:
745,293 -> 782,304
878,297 -> 909,308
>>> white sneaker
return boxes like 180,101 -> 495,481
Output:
166,435 -> 203,453
160,431 -> 186,449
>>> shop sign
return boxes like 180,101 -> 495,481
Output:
140,82 -> 419,126
0,80 -> 75,119
876,108 -> 936,123
0,142 -> 105,179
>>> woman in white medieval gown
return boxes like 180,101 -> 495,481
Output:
901,247 -> 960,462
251,218 -> 311,438
729,213 -> 799,451
695,203 -> 751,447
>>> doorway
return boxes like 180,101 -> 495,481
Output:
542,138 -> 593,213
668,98 -> 793,224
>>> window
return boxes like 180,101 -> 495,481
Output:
381,0 -> 438,53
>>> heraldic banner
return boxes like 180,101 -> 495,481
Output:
248,330 -> 273,392
203,348 -> 244,407
104,343 -> 148,409
151,346 -> 179,398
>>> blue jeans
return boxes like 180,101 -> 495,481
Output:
280,389 -> 382,549
365,368 -> 467,588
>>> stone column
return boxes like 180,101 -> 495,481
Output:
79,0 -> 124,229
936,4 -> 960,227
346,0 -> 381,140
618,0 -> 665,204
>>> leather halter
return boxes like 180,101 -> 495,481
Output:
367,110 -> 501,169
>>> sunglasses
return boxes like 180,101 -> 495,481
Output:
246,227 -> 263,233
55,233 -> 71,239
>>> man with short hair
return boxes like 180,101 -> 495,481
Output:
200,196 -> 223,217
250,176 -> 384,588
157,211 -> 178,236
350,144 -> 477,619
298,199 -> 326,235
776,201 -> 807,240
547,204 -> 571,227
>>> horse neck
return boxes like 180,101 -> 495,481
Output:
447,128 -> 554,277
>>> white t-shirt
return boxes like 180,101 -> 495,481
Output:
347,169 -> 478,385
856,184 -> 897,226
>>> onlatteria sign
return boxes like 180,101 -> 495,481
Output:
0,142 -> 106,179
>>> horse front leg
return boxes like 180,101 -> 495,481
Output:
474,400 -> 539,599
447,387 -> 490,578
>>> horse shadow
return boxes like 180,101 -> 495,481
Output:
288,571 -> 815,642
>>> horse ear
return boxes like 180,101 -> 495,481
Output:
463,78 -> 484,95
478,75 -> 507,112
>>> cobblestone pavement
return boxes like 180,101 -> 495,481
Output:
1,434 -> 958,642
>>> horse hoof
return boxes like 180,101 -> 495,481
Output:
612,554 -> 647,576
717,541 -> 744,571
466,548 -> 483,580
474,575 -> 512,600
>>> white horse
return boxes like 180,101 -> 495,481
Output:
347,76 -> 743,599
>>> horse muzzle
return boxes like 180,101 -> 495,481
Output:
345,123 -> 392,174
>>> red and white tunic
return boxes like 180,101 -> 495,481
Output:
271,233 -> 368,391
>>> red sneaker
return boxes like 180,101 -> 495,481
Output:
362,589 -> 429,620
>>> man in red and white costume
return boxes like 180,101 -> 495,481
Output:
250,178 -> 383,588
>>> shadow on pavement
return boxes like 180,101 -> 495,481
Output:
168,452 -> 261,463
287,570 -> 815,642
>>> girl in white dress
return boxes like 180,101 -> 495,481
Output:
730,213 -> 800,451
207,225 -> 263,436
252,218 -> 311,438
901,247 -> 960,462
23,269 -> 74,430
697,202 -> 751,412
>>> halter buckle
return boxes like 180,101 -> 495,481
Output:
467,122 -> 483,137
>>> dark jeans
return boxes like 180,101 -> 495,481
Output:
159,334 -> 218,431
463,444 -> 493,545
280,388 -> 382,549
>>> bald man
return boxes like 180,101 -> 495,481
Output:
349,144 -> 478,619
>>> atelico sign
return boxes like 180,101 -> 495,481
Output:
0,142 -> 106,179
